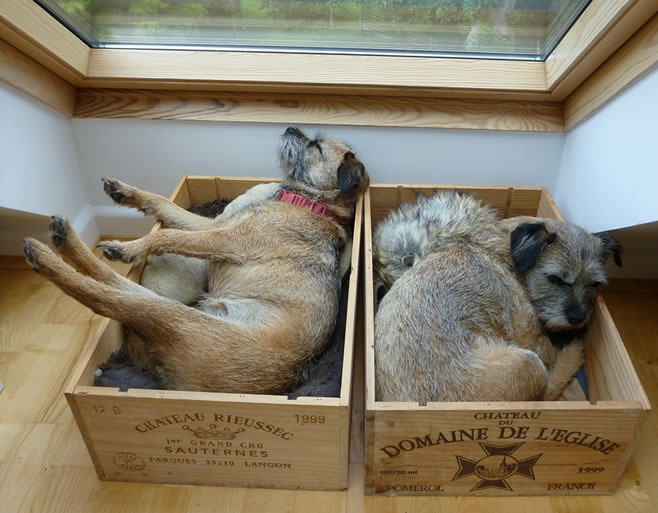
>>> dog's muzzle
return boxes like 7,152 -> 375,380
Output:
285,127 -> 303,137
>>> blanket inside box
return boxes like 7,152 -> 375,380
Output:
94,198 -> 349,399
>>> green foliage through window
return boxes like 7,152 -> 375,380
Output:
37,0 -> 591,59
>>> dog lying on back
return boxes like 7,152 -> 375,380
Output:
24,127 -> 368,394
373,191 -> 621,403
140,183 -> 284,305
140,181 -> 354,306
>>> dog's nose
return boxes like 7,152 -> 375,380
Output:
285,127 -> 301,136
565,307 -> 586,325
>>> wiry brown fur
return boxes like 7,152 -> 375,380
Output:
24,127 -> 368,394
374,191 -> 621,404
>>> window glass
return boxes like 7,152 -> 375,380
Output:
37,0 -> 591,60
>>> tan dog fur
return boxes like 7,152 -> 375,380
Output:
24,127 -> 368,394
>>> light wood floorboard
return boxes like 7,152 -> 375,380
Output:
0,255 -> 655,512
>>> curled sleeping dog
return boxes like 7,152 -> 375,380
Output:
24,127 -> 368,394
373,191 -> 621,404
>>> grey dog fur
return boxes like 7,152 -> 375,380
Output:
373,190 -> 621,404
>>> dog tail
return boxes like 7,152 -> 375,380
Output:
372,213 -> 425,288
372,190 -> 497,288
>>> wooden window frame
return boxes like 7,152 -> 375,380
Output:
1,0 -> 656,130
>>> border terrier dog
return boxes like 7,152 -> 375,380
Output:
23,127 -> 368,394
373,191 -> 621,404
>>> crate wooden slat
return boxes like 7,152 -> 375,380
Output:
364,185 -> 650,496
65,176 -> 362,490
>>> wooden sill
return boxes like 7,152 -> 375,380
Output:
0,1 -> 656,130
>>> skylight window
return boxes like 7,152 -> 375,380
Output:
36,0 -> 591,60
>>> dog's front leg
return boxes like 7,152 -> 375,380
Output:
102,177 -> 217,231
98,227 -> 255,264
543,340 -> 586,401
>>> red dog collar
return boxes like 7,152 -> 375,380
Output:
277,190 -> 340,223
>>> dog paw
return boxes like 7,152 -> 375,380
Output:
101,177 -> 154,214
49,216 -> 70,248
24,238 -> 44,273
102,177 -> 138,206
97,241 -> 136,263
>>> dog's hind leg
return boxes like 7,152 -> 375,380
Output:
24,237 -> 289,393
45,218 -> 176,376
24,237 -> 200,340
102,177 -> 217,231
542,340 -> 585,401
465,338 -> 550,402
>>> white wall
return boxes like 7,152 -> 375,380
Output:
0,83 -> 99,251
3,68 -> 656,277
606,221 -> 658,280
0,207 -> 49,256
0,81 -> 566,252
554,65 -> 658,233
71,118 -> 565,234
71,120 -> 565,203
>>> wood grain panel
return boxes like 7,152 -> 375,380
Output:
78,79 -> 557,102
564,13 -> 658,130
367,185 -> 541,225
74,88 -> 564,132
64,176 -> 361,491
0,37 -> 76,116
508,188 -> 543,218
546,0 -> 657,100
363,184 -> 648,497
368,406 -> 640,496
537,189 -> 564,221
86,49 -> 546,94
212,176 -> 281,202
0,0 -> 88,85
0,0 -> 654,110
546,0 -> 636,85
585,297 -> 650,408
1,266 -> 657,510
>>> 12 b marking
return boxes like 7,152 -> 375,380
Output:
92,405 -> 122,415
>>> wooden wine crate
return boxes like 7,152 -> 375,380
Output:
65,175 -> 362,490
363,184 -> 650,496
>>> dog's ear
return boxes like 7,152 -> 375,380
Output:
595,233 -> 623,267
510,222 -> 557,273
337,152 -> 366,193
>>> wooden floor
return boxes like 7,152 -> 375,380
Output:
1,255 -> 656,513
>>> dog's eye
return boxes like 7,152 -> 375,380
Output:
590,281 -> 602,288
547,274 -> 569,286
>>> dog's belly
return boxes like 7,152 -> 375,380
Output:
204,261 -> 340,333
197,296 -> 280,325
